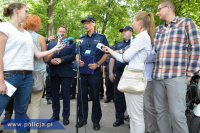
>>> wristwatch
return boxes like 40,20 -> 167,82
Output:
96,63 -> 100,68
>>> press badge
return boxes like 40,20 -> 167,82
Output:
85,50 -> 91,55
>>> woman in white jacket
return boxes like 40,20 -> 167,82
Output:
103,11 -> 155,133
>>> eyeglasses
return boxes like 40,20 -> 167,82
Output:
157,6 -> 168,12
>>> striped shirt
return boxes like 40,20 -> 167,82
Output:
153,17 -> 200,80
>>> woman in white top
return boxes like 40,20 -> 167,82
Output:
23,14 -> 53,133
0,3 -> 63,133
103,11 -> 155,133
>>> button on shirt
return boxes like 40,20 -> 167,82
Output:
76,32 -> 109,63
153,17 -> 200,80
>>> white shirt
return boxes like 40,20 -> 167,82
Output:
0,22 -> 34,71
112,30 -> 153,81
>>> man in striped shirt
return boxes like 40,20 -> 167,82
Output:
153,0 -> 200,133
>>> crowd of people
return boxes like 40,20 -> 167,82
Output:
0,0 -> 200,133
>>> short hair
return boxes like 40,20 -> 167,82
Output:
23,14 -> 41,31
57,25 -> 68,33
159,0 -> 175,13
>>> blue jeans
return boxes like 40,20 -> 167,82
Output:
0,71 -> 33,133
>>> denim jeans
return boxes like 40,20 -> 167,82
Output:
0,71 -> 33,133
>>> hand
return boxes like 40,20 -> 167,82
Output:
186,77 -> 192,85
50,59 -> 60,65
0,81 -> 7,95
109,73 -> 115,82
53,42 -> 65,52
88,63 -> 98,70
54,58 -> 62,64
78,60 -> 85,67
102,46 -> 110,54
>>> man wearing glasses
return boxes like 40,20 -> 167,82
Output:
153,0 -> 200,133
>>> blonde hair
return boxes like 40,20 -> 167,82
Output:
134,11 -> 155,44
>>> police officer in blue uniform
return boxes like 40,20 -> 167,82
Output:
109,26 -> 133,127
76,17 -> 109,130
47,26 -> 76,126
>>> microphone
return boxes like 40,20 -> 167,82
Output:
76,39 -> 83,47
96,42 -> 109,52
63,37 -> 74,45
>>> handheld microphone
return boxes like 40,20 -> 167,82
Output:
96,43 -> 109,52
76,39 -> 83,47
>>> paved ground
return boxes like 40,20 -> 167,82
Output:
1,98 -> 130,133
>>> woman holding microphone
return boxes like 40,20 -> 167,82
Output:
103,11 -> 155,133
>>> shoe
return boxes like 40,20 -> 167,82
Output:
113,120 -> 124,127
76,121 -> 86,128
63,119 -> 69,126
104,99 -> 111,103
124,115 -> 129,121
49,116 -> 60,122
93,123 -> 100,130
47,99 -> 52,104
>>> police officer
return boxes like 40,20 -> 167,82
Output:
48,26 -> 76,126
109,26 -> 133,127
76,17 -> 109,130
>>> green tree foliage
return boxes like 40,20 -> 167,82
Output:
0,0 -> 199,45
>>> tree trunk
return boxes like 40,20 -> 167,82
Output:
101,13 -> 108,34
101,0 -> 113,34
47,0 -> 56,36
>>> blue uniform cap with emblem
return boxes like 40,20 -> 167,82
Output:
119,26 -> 133,32
81,17 -> 96,23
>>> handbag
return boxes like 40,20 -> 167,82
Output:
117,66 -> 147,94
32,71 -> 46,92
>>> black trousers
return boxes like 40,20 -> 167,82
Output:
70,75 -> 77,97
113,74 -> 126,121
45,75 -> 52,100
51,75 -> 72,120
99,76 -> 104,97
78,69 -> 102,124
105,76 -> 114,100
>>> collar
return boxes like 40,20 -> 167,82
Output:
164,16 -> 179,27
123,39 -> 131,43
87,31 -> 97,37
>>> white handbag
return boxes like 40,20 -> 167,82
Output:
117,66 -> 147,94
32,71 -> 46,92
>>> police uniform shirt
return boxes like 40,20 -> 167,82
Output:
76,32 -> 109,63
113,39 -> 131,74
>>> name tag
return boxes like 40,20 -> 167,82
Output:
85,50 -> 91,55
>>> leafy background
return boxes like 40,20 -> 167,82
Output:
0,0 -> 199,45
